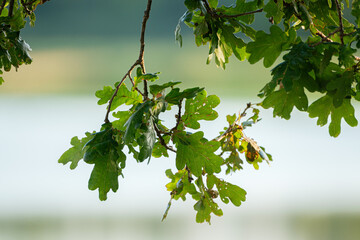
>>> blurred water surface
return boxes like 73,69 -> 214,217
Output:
0,96 -> 359,240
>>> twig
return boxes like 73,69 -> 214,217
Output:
104,64 -> 137,123
169,101 -> 182,133
139,0 -> 152,99
8,0 -> 14,17
240,102 -> 252,118
334,0 -> 344,44
104,0 -> 153,123
128,73 -> 145,97
311,28 -> 340,47
154,122 -> 177,153
214,103 -> 252,142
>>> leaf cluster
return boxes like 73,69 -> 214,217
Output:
180,0 -> 360,137
59,70 -> 271,223
0,0 -> 47,84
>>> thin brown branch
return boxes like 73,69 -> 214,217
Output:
128,73 -> 145,97
104,64 -> 137,123
104,0 -> 153,123
311,28 -> 340,47
138,0 -> 152,65
240,102 -> 252,118
154,122 -> 177,153
8,0 -> 14,17
169,101 -> 182,133
334,0 -> 344,44
139,0 -> 152,99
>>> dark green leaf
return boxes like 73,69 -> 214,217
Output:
165,87 -> 204,105
247,26 -> 294,68
262,83 -> 308,119
150,81 -> 181,96
83,124 -> 125,200
123,101 -> 153,144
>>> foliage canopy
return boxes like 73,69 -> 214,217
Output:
1,0 -> 359,223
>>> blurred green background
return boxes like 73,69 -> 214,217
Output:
1,1 -> 360,240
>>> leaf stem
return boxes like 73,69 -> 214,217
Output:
153,122 -> 177,153
311,28 -> 340,47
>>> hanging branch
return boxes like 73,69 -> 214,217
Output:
104,0 -> 152,123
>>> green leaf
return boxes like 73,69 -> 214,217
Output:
208,0 -> 218,8
247,25 -> 293,68
264,0 -> 284,24
112,110 -> 133,131
308,96 -> 358,137
165,87 -> 204,105
58,132 -> 94,170
262,83 -> 308,119
123,101 -> 153,144
174,131 -> 223,177
111,84 -> 143,111
194,198 -> 215,223
165,169 -> 200,200
83,124 -> 125,200
352,0 -> 360,27
217,180 -> 246,206
184,0 -> 201,11
183,90 -> 220,129
218,24 -> 247,62
338,45 -> 356,68
327,0 -> 332,8
95,86 -> 114,105
137,116 -> 156,162
150,81 -> 181,96
207,175 -> 246,206
326,71 -> 354,108
134,68 -> 159,89
152,135 -> 170,158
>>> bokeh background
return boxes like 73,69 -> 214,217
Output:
1,1 -> 360,239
